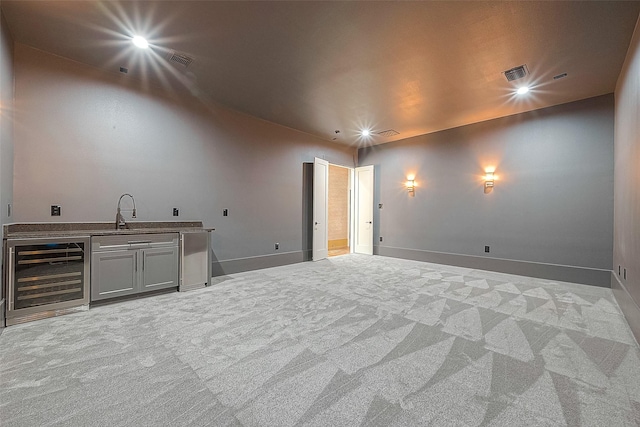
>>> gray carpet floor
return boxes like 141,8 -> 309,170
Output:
1,254 -> 639,427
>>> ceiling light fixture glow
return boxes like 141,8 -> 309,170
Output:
361,129 -> 371,137
132,36 -> 149,49
516,86 -> 530,95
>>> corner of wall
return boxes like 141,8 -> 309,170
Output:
611,272 -> 640,346
613,12 -> 640,348
0,4 -> 16,333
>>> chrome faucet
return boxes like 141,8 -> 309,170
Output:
116,193 -> 137,229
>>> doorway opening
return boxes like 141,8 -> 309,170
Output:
312,157 -> 373,261
328,164 -> 351,257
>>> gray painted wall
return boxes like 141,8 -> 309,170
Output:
359,95 -> 614,285
0,7 -> 15,324
11,44 -> 354,272
613,15 -> 640,342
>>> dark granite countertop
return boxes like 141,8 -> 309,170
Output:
3,222 -> 214,239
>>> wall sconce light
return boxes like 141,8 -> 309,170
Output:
484,171 -> 495,194
406,176 -> 416,196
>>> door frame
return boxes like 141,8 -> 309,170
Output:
312,157 -> 329,261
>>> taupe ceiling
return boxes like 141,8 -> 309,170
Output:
2,1 -> 639,146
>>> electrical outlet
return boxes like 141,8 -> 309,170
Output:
380,236 -> 383,242
378,203 -> 383,209
484,246 -> 490,253
275,243 -> 279,250
172,208 -> 179,217
51,205 -> 61,216
223,209 -> 228,217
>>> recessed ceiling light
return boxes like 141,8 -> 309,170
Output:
516,86 -> 530,95
361,129 -> 371,137
132,36 -> 149,49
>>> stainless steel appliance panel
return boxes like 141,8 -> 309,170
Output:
180,231 -> 210,292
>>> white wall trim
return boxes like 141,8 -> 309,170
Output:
375,245 -> 611,287
211,251 -> 303,276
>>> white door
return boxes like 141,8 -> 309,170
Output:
313,157 -> 329,260
354,165 -> 374,255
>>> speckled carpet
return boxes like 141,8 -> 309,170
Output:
1,254 -> 639,426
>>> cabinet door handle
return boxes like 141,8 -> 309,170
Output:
135,254 -> 138,272
128,240 -> 152,245
142,254 -> 145,271
8,248 -> 14,311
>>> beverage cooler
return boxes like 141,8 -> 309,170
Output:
4,236 -> 90,325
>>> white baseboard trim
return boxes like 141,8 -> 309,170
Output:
211,251 -> 304,276
375,245 -> 611,287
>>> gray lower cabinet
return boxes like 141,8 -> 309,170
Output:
141,247 -> 179,291
92,249 -> 137,300
91,233 -> 178,302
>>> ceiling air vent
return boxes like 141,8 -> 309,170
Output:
166,50 -> 194,68
503,64 -> 528,82
377,129 -> 400,137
